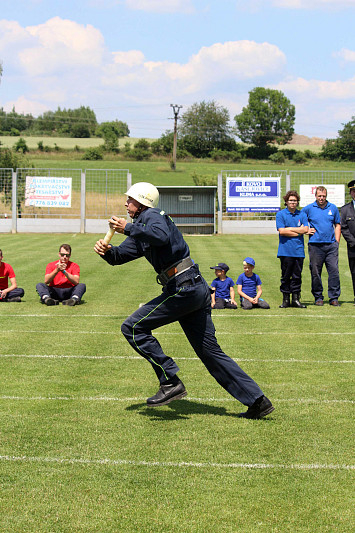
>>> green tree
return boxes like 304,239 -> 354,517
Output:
96,120 -> 130,139
178,100 -> 236,158
321,117 -> 355,161
33,106 -> 97,136
96,120 -> 129,152
151,131 -> 174,155
234,87 -> 295,148
0,147 -> 32,216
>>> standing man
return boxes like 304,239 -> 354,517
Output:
94,182 -> 274,419
340,179 -> 355,305
0,249 -> 24,302
36,244 -> 86,306
276,190 -> 309,308
303,186 -> 341,306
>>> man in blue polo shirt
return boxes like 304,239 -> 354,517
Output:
276,190 -> 309,308
303,186 -> 341,306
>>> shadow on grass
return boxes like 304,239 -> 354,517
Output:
126,399 -> 274,421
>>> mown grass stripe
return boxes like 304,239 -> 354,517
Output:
0,354 -> 353,364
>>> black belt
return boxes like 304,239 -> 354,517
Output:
178,275 -> 202,287
157,257 -> 194,286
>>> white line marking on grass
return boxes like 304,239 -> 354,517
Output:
3,330 -> 355,336
2,314 -> 355,319
0,455 -> 353,471
2,315 -> 118,318
0,354 -> 354,364
0,395 -> 353,404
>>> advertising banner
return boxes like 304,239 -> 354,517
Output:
226,176 -> 281,212
299,184 -> 345,207
25,177 -> 72,208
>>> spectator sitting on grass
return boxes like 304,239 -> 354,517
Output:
210,262 -> 238,309
36,244 -> 86,306
0,248 -> 24,302
236,257 -> 270,310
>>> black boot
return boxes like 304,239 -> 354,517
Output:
292,293 -> 306,308
279,293 -> 290,308
147,378 -> 187,406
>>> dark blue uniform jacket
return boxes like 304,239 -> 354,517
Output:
102,208 -> 190,274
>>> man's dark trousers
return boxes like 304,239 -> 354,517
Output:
308,242 -> 340,301
121,266 -> 263,407
279,256 -> 304,294
36,282 -> 86,301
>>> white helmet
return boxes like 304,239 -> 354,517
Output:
125,182 -> 159,208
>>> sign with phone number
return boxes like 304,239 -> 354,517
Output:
226,177 -> 281,212
25,176 -> 72,208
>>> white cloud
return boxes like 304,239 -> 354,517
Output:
17,17 -> 106,76
112,50 -> 145,67
3,95 -> 49,116
333,48 -> 355,63
276,76 -> 355,100
270,0 -> 355,8
239,0 -> 355,9
125,0 -> 195,13
104,40 -> 286,95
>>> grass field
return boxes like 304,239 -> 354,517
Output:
0,233 -> 354,532
0,136 -> 156,150
0,135 -> 322,153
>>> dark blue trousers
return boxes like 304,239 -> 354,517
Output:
308,243 -> 340,302
0,288 -> 24,300
121,268 -> 263,407
36,282 -> 86,302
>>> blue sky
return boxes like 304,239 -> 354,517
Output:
0,0 -> 354,139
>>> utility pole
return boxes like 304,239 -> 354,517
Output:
170,104 -> 182,171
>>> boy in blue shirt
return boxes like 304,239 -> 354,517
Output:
236,257 -> 270,310
210,262 -> 237,309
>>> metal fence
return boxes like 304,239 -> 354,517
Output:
0,167 -> 13,219
289,170 -> 355,204
217,169 -> 355,234
217,170 -> 287,224
0,167 -> 131,233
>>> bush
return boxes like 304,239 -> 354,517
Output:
303,149 -> 317,159
209,149 -> 243,162
71,123 -> 91,138
279,148 -> 297,159
125,139 -> 152,161
13,137 -> 29,153
10,128 -> 20,136
191,171 -> 216,186
269,152 -> 286,164
37,141 -> 44,151
293,151 -> 307,164
82,147 -> 103,160
128,148 -> 151,161
244,145 -> 278,159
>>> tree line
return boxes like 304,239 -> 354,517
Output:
0,87 -> 354,162
0,105 -> 130,141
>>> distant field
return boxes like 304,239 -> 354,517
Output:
0,135 -> 323,153
0,136 -> 153,150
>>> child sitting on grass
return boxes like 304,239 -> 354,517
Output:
210,262 -> 238,309
236,257 -> 270,310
